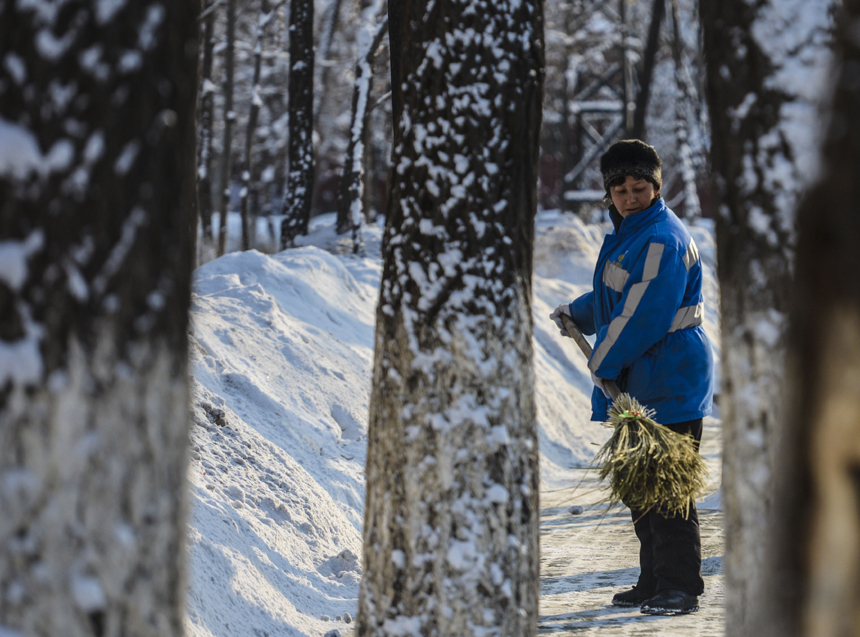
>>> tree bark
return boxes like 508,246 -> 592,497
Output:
313,0 -> 345,126
239,0 -> 274,251
699,0 -> 834,633
0,1 -> 198,634
280,0 -> 315,249
670,0 -> 699,218
630,0 -> 665,141
761,2 -> 860,634
357,0 -> 544,634
217,0 -> 237,256
198,0 -> 217,244
336,14 -> 389,243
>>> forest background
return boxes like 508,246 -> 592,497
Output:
194,0 -> 709,261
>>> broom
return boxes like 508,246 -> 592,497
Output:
560,313 -> 708,517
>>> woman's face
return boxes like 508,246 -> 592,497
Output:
609,176 -> 659,218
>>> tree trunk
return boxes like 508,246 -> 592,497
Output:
619,0 -> 635,135
313,0 -> 345,126
336,13 -> 388,243
363,110 -> 386,224
240,0 -> 274,251
759,2 -> 860,634
670,0 -> 699,219
630,0 -> 665,141
198,0 -> 217,245
0,1 -> 198,634
218,0 -> 237,255
357,0 -> 544,634
699,0 -> 834,633
280,0 -> 315,249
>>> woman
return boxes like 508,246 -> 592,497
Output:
550,139 -> 714,615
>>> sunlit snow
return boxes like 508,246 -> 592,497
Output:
185,210 -> 721,636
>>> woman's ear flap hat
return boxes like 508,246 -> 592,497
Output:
600,139 -> 663,194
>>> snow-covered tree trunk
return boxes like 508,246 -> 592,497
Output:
670,0 -> 699,219
630,0 -> 665,141
218,0 -> 237,256
699,0 -> 833,633
239,0 -> 274,251
335,6 -> 388,245
758,3 -> 860,633
363,113 -> 388,223
280,0 -> 315,249
0,1 -> 198,634
198,0 -> 218,245
313,0 -> 344,126
357,0 -> 544,635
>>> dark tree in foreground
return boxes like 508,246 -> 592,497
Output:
700,0 -> 833,633
280,0 -> 315,249
358,0 -> 544,634
0,1 -> 198,634
762,2 -> 860,634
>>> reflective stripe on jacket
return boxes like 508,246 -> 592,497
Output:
569,198 -> 714,424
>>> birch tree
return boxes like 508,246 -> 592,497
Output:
699,0 -> 833,632
357,0 -> 544,634
335,2 -> 388,248
280,0 -> 315,249
0,1 -> 198,635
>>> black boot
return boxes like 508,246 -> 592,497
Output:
611,585 -> 655,607
640,589 -> 699,615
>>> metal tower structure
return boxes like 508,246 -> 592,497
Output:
562,0 -> 648,208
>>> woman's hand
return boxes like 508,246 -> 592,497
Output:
549,303 -> 573,337
590,372 -> 612,399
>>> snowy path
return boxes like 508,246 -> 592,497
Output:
538,416 -> 724,635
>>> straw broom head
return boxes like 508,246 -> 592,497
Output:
594,393 -> 709,518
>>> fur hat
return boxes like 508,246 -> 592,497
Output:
600,140 -> 662,193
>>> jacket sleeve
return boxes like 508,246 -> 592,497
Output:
588,242 -> 686,379
568,291 -> 596,336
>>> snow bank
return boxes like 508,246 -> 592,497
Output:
185,210 -> 720,636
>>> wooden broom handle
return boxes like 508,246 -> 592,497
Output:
560,313 -> 621,401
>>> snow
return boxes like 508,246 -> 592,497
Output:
71,575 -> 107,612
92,207 -> 147,295
3,54 -> 26,85
0,118 -> 44,180
0,324 -> 44,387
36,27 -> 77,61
186,210 -> 721,635
0,231 -> 44,291
96,0 -> 126,25
138,5 -> 166,51
113,140 -> 140,175
743,0 -> 834,231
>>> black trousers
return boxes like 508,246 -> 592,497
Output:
629,417 -> 704,596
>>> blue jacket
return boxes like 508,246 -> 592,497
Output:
569,198 -> 714,424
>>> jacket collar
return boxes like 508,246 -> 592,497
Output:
611,197 -> 666,236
